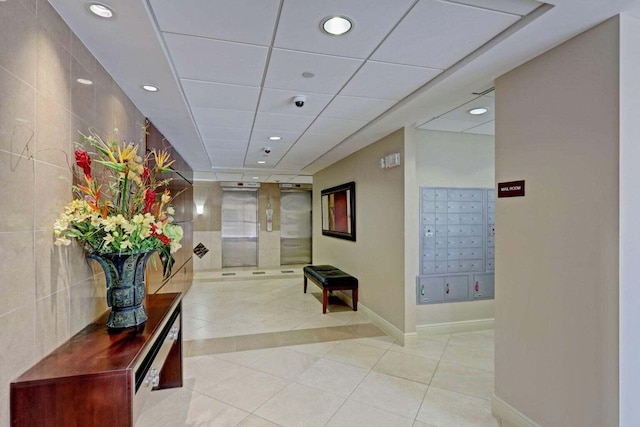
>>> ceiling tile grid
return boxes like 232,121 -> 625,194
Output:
49,0 -> 578,183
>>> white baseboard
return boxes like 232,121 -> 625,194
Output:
332,291 -> 417,345
358,303 -> 417,346
492,396 -> 541,427
416,318 -> 494,336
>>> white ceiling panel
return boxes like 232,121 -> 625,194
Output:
210,151 -> 246,168
258,88 -> 333,116
264,49 -> 363,94
150,0 -> 279,45
289,175 -> 314,184
182,80 -> 260,110
464,120 -> 495,135
278,138 -> 332,169
266,175 -> 296,183
442,96 -> 495,122
322,95 -> 397,122
215,173 -> 244,181
341,61 -> 441,100
246,144 -> 290,157
54,0 -> 626,181
192,107 -> 254,129
199,126 -> 251,141
307,117 -> 368,139
242,174 -> 268,182
372,0 -> 519,69
253,113 -> 315,132
274,0 -> 415,58
250,129 -> 302,146
164,33 -> 268,86
202,139 -> 248,150
448,0 -> 542,16
418,117 -> 483,132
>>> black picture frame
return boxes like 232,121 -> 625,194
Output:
321,181 -> 356,241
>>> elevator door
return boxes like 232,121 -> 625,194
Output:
280,191 -> 312,265
222,190 -> 258,267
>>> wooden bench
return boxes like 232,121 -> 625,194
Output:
303,265 -> 358,314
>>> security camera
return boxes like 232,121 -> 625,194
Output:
264,147 -> 272,154
293,95 -> 306,108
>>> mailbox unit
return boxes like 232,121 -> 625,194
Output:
417,187 -> 495,304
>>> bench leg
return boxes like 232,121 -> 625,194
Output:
353,288 -> 358,311
323,289 -> 328,314
304,276 -> 307,293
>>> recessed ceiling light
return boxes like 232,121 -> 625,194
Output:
302,72 -> 315,78
257,160 -> 266,164
76,78 -> 93,85
469,107 -> 488,115
268,136 -> 281,141
252,176 -> 259,180
142,85 -> 159,92
88,3 -> 113,18
321,16 -> 353,36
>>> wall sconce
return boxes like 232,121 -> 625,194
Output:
196,204 -> 204,215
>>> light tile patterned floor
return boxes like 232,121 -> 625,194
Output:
137,271 -> 498,427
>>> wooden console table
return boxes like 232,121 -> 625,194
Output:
10,293 -> 182,427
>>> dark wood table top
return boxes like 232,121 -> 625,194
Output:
13,293 -> 181,384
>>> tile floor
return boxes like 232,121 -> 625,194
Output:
137,269 -> 498,427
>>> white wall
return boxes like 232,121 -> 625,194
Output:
314,130 -> 408,340
494,17 -> 619,427
618,13 -> 640,427
411,129 -> 495,326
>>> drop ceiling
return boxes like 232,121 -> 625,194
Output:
49,0 -> 640,182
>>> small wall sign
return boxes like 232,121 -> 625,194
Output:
498,180 -> 525,198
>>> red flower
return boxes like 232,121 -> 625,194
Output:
150,223 -> 171,245
74,148 -> 92,178
144,189 -> 155,214
141,167 -> 151,185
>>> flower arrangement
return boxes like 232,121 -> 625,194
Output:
54,129 -> 183,277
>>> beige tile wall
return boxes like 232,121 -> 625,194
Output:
0,1 -> 145,423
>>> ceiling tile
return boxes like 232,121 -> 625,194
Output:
164,33 -> 268,86
258,88 -> 333,116
266,175 -> 296,183
250,129 -> 302,146
150,0 -> 279,45
245,142 -> 289,160
306,117 -> 367,140
289,175 -> 314,184
182,80 -> 260,110
202,139 -> 248,150
341,61 -> 441,100
215,173 -> 244,181
322,95 -> 397,121
441,96 -> 495,122
463,120 -> 495,135
372,0 -> 519,69
278,135 -> 335,169
448,0 -> 542,16
199,126 -> 251,141
253,113 -> 315,132
264,49 -> 363,94
418,117 -> 483,132
192,107 -> 254,129
274,0 -> 415,58
210,150 -> 246,168
242,174 -> 268,182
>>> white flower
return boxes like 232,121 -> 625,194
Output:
54,236 -> 71,246
169,240 -> 182,254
